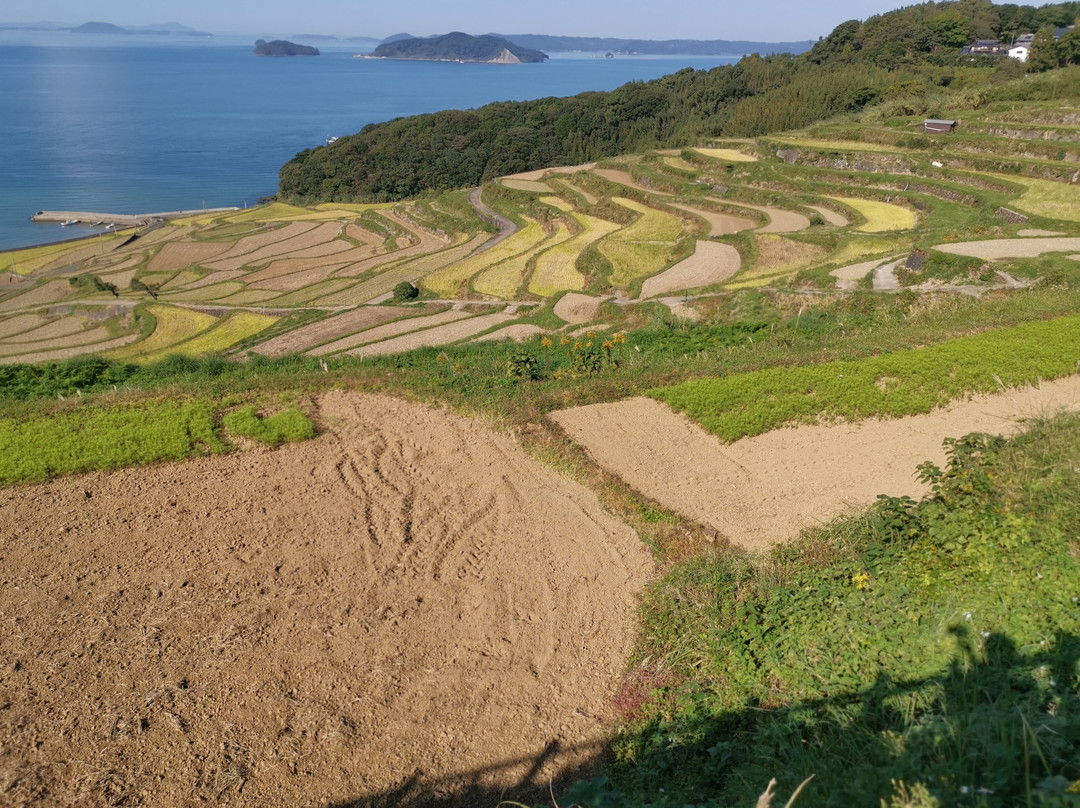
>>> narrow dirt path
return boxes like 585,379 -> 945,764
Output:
468,187 -> 519,254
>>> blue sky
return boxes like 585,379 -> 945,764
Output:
11,0 -> 914,41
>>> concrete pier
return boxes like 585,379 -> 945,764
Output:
30,206 -> 242,226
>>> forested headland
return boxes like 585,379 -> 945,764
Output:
279,0 -> 1080,203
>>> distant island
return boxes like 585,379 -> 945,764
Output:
494,33 -> 815,55
371,32 -> 548,63
254,39 -> 320,57
27,20 -> 215,36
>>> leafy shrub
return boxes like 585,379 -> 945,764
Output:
392,281 -> 420,301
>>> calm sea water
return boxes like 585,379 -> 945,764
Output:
0,32 -> 739,251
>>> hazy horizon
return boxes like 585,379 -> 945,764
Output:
3,0 -> 914,42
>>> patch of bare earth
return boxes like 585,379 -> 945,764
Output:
349,312 -> 517,357
0,392 -> 652,808
639,241 -> 741,299
0,281 -> 73,313
729,203 -> 811,234
548,377 -> 1080,552
472,324 -> 548,343
147,241 -> 232,273
0,334 -> 139,365
808,205 -> 848,226
553,293 -> 603,325
933,237 -> 1080,259
667,203 -> 756,236
592,169 -> 674,196
308,309 -> 470,356
250,306 -> 415,358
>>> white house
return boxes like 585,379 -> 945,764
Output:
1009,33 -> 1035,62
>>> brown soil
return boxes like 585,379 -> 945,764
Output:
0,392 -> 652,807
472,324 -> 548,343
0,316 -> 89,343
807,205 -> 848,226
553,293 -> 603,325
934,236 -> 1080,259
729,203 -> 811,234
250,307 -> 415,358
0,281 -> 74,313
639,241 -> 741,299
667,203 -> 756,236
0,334 -> 139,365
204,223 -> 321,271
0,314 -> 46,339
147,241 -> 232,273
829,258 -> 892,290
548,377 -> 1080,552
309,309 -> 470,357
207,223 -> 344,272
349,312 -> 517,357
592,169 -> 674,197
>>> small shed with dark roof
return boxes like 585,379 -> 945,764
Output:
924,119 -> 957,134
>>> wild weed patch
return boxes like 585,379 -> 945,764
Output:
594,413 -> 1080,807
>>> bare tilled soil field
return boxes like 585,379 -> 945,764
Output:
0,392 -> 653,807
549,377 -> 1080,551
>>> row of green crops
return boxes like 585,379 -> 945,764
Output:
0,400 -> 316,485
649,315 -> 1080,442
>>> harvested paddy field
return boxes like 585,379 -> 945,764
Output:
0,391 -> 653,807
549,376 -> 1080,551
639,241 -> 741,298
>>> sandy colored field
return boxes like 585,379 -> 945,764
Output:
501,178 -> 553,193
0,316 -> 90,343
350,312 -> 517,357
808,205 -> 849,226
473,324 -> 548,343
728,235 -> 828,289
148,241 -> 232,273
266,279 -> 359,307
593,168 -> 674,196
668,203 -> 756,236
164,281 -> 247,303
549,376 -> 1080,551
540,196 -> 576,212
247,265 -> 343,293
202,222 -> 317,268
0,314 -> 46,339
555,179 -> 599,205
206,222 -> 342,272
640,241 -> 741,298
0,391 -> 652,807
829,257 -> 894,290
0,324 -> 115,357
692,147 -> 758,162
933,236 -> 1080,259
553,293 -> 603,325
242,252 -> 369,285
0,334 -> 139,365
310,309 -> 470,356
173,269 -> 246,291
251,306 -> 415,358
0,280 -> 73,313
728,203 -> 811,234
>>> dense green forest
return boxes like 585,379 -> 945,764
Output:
279,0 -> 1080,203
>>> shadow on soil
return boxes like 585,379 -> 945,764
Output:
591,627 -> 1080,807
328,738 -> 606,808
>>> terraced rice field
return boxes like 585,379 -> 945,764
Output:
138,312 -> 277,363
424,218 -> 548,298
4,113 -> 1080,364
826,197 -> 917,232
599,199 -> 686,287
530,214 -> 621,295
105,305 -> 219,361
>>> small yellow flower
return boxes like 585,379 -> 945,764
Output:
603,340 -> 615,351
587,331 -> 597,339
541,336 -> 553,348
560,337 -> 570,346
852,572 -> 872,591
574,341 -> 583,350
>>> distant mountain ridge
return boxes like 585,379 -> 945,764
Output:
254,39 -> 320,56
372,32 -> 549,63
494,33 -> 815,55
0,20 -> 213,36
